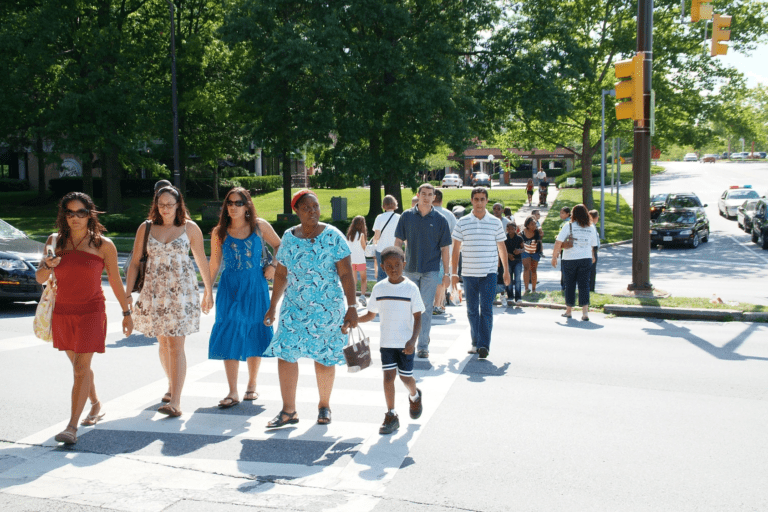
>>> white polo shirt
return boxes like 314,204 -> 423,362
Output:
451,210 -> 506,277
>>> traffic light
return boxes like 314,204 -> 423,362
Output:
711,14 -> 732,56
691,0 -> 713,22
614,54 -> 644,121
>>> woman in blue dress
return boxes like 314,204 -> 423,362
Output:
263,189 -> 359,427
208,188 -> 281,408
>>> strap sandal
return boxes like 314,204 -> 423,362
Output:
218,397 -> 240,409
161,392 -> 171,403
317,407 -> 332,425
243,391 -> 259,401
54,425 -> 78,445
158,404 -> 182,417
266,410 -> 299,429
561,312 -> 572,318
80,401 -> 105,426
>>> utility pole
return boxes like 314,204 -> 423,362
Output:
629,0 -> 653,292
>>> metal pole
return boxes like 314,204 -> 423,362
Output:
629,0 -> 653,291
611,138 -> 615,194
600,90 -> 614,240
167,1 -> 180,189
616,138 -> 621,213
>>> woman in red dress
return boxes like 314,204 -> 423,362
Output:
36,192 -> 133,445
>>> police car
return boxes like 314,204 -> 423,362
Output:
717,186 -> 761,219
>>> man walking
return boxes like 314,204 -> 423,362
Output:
432,189 -> 457,315
492,202 -> 510,231
394,184 -> 452,358
451,187 -> 510,360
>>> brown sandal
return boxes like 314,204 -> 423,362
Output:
158,404 -> 182,417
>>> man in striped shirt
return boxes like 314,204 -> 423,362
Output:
451,187 -> 510,359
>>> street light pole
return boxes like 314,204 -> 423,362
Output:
600,89 -> 615,241
166,0 -> 180,189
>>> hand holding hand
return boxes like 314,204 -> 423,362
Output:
263,264 -> 276,280
122,316 -> 133,337
201,291 -> 213,314
342,307 -> 359,333
263,307 -> 276,327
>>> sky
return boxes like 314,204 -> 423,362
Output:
721,43 -> 768,87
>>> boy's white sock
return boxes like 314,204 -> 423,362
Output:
389,409 -> 397,415
409,391 -> 419,402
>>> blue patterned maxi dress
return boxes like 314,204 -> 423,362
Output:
263,225 -> 351,365
208,231 -> 274,360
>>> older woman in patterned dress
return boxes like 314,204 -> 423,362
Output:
263,190 -> 358,428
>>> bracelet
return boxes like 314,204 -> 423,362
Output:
123,309 -> 132,317
348,304 -> 356,309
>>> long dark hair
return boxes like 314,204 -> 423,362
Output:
571,204 -> 591,228
347,215 -> 366,241
148,186 -> 189,226
55,192 -> 105,252
213,187 -> 258,245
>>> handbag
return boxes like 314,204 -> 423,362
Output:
343,326 -> 372,373
365,211 -> 396,258
124,220 -> 151,293
562,223 -> 574,249
256,222 -> 274,270
33,271 -> 57,342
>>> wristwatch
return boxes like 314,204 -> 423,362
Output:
123,309 -> 132,317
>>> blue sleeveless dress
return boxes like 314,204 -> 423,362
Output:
208,231 -> 273,361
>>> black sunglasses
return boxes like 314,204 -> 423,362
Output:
65,208 -> 90,219
226,200 -> 246,207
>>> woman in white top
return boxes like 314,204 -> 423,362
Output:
346,216 -> 368,304
371,195 -> 401,281
551,204 -> 597,321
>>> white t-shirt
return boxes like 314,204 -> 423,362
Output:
366,278 -> 426,348
536,170 -> 547,181
373,211 -> 400,251
451,211 -> 506,277
556,222 -> 598,260
347,232 -> 366,265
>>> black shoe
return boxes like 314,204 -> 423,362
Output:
379,412 -> 400,435
478,347 -> 489,359
409,389 -> 423,419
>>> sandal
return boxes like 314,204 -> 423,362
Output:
54,425 -> 78,445
266,410 -> 299,429
582,316 -> 590,322
80,401 -> 104,426
218,397 -> 240,409
317,407 -> 332,425
157,404 -> 182,417
561,312 -> 572,318
161,392 -> 171,403
243,391 -> 259,401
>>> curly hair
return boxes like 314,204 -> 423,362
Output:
55,192 -> 105,252
571,204 -> 591,228
213,187 -> 258,245
148,186 -> 189,226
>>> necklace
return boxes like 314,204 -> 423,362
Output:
298,224 -> 321,243
71,232 -> 89,250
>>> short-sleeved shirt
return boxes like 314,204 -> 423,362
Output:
373,211 -> 400,251
394,206 -> 452,273
505,234 -> 524,262
366,278 -> 425,348
451,211 -> 506,277
556,222 -> 598,260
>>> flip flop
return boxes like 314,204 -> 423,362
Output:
158,404 -> 182,417
161,393 -> 171,403
218,397 -> 240,409
243,391 -> 259,401
80,412 -> 105,426
561,312 -> 572,318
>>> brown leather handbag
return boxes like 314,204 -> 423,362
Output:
562,223 -> 574,249
125,220 -> 151,293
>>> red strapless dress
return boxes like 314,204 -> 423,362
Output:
52,251 -> 107,354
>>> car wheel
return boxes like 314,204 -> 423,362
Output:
702,229 -> 709,242
737,220 -> 743,230
719,208 -> 724,217
745,223 -> 751,234
690,233 -> 700,248
650,242 -> 658,249
762,230 -> 768,250
752,230 -> 759,244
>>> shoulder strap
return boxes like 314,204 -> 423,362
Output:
141,220 -> 151,258
380,211 -> 395,232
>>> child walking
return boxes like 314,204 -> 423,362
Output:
346,215 -> 368,306
358,246 -> 425,434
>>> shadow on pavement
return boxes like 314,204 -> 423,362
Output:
642,319 -> 768,361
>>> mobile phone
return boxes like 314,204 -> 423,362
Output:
46,245 -> 55,258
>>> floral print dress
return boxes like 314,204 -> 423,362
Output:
134,227 -> 200,337
263,225 -> 351,365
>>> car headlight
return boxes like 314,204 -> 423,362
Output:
0,258 -> 29,270
679,230 -> 692,236
650,230 -> 657,235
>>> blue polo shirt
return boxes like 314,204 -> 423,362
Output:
394,206 -> 452,273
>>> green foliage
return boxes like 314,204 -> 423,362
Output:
541,188 -> 633,244
0,179 -> 30,192
233,175 -> 283,193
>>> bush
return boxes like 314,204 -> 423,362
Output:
0,179 -> 30,192
446,198 -> 472,210
49,177 -> 105,198
491,173 -> 499,180
429,181 -> 441,188
101,213 -> 145,233
234,175 -> 283,193
309,173 -> 364,189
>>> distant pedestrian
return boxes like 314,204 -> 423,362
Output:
40,192 -> 134,445
589,209 -> 601,292
358,246 -> 425,435
552,204 -> 598,321
127,186 -> 213,418
503,207 -> 513,223
451,187 -> 509,359
207,188 -> 281,408
559,206 -> 572,291
502,221 -> 524,305
536,168 -> 547,185
371,195 -> 400,282
411,195 -> 418,208
521,216 -> 543,294
492,202 -> 510,231
531,209 -> 542,234
431,189 -> 457,315
526,179 -> 534,206
394,183 -> 452,358
346,216 -> 368,305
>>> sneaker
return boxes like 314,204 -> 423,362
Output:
417,350 -> 429,358
432,306 -> 445,315
516,300 -> 523,306
506,299 -> 513,307
358,295 -> 367,307
409,388 -> 423,419
468,346 -> 477,354
379,412 -> 400,435
478,347 -> 489,359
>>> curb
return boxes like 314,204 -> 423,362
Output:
603,304 -> 768,322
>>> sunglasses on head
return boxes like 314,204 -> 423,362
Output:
226,199 -> 246,207
65,208 -> 89,219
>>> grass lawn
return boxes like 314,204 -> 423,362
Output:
542,188 -> 633,243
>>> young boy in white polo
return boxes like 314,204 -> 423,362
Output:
358,246 -> 425,435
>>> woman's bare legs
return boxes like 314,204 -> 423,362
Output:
65,351 -> 96,432
158,335 -> 172,396
223,360 -> 240,401
159,335 -> 186,410
523,259 -> 532,293
277,359 -> 299,413
315,361 -> 335,410
530,259 -> 539,292
246,356 -> 261,396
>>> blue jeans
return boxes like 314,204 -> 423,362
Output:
404,270 -> 442,352
463,273 -> 497,352
505,261 -> 522,301
562,258 -> 592,307
375,251 -> 386,282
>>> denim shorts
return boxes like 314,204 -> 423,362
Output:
380,347 -> 414,377
521,252 -> 541,262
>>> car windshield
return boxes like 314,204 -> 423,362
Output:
651,194 -> 667,202
658,212 -> 695,224
668,196 -> 700,208
729,190 -> 760,200
0,219 -> 28,240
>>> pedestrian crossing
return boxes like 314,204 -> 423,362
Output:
0,306 -> 473,511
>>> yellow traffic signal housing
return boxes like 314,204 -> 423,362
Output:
711,14 -> 732,56
691,0 -> 713,22
615,54 -> 645,121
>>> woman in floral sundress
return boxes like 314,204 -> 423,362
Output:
125,186 -> 213,417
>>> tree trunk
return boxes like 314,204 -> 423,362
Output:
580,118 -> 594,210
102,143 -> 123,213
282,150 -> 292,215
383,174 -> 403,213
81,154 -> 93,199
368,177 -> 382,218
213,163 -> 219,201
35,135 -> 46,198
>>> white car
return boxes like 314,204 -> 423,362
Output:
683,153 -> 698,161
731,152 -> 748,160
718,186 -> 761,219
441,173 -> 462,188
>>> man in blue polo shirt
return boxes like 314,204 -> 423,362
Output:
394,183 -> 452,358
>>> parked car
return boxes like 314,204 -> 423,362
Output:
717,186 -> 760,219
650,193 -> 670,221
731,152 -> 748,160
700,154 -> 717,163
472,173 -> 492,187
0,219 -> 45,304
750,199 -> 768,250
664,192 -> 707,211
758,152 -> 767,159
650,208 -> 710,249
737,199 -> 760,233
441,173 -> 463,188
683,153 -> 698,162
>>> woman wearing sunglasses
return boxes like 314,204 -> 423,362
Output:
36,192 -> 134,445
125,186 -> 213,417
207,188 -> 281,408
